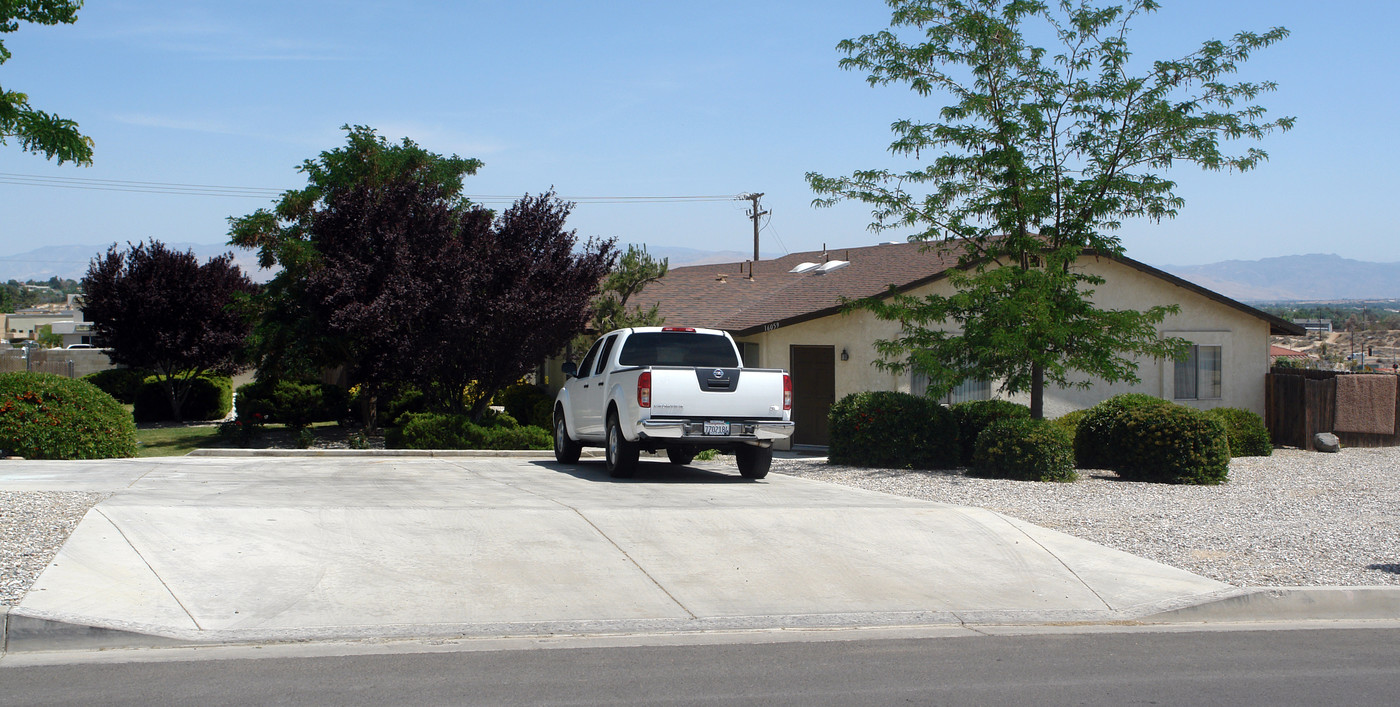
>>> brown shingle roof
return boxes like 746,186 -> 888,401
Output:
635,242 -> 1304,337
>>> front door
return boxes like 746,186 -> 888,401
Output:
790,345 -> 835,446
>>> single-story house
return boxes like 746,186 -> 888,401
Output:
1270,345 -> 1310,360
558,241 -> 1301,448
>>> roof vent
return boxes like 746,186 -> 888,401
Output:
788,262 -> 820,274
813,260 -> 850,274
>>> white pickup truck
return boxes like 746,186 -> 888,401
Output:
552,326 -> 795,479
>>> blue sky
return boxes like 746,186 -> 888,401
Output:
2,0 -> 1396,270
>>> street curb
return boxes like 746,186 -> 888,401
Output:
1142,586 -> 1400,623
185,449 -> 604,458
7,586 -> 1399,655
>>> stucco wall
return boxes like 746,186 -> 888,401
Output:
736,256 -> 1272,418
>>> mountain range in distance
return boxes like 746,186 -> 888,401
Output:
1157,254 -> 1400,302
3,242 -> 1397,302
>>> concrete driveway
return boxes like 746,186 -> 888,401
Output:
3,455 -> 1230,650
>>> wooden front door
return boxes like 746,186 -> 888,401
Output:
790,345 -> 836,446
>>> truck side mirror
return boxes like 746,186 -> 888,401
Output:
562,361 -> 577,379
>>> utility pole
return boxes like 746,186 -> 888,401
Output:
741,192 -> 769,262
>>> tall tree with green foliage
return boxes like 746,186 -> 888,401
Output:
0,0 -> 93,165
807,0 -> 1292,418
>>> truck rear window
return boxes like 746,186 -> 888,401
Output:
618,332 -> 739,368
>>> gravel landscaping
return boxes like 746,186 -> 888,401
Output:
3,447 -> 1398,607
1,490 -> 108,607
774,447 -> 1400,587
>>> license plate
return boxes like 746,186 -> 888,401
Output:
703,421 -> 729,436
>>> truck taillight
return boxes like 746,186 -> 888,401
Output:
783,374 -> 792,411
661,326 -> 696,332
638,371 -> 652,408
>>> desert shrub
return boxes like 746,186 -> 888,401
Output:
495,383 -> 553,428
385,412 -> 550,450
949,400 -> 1030,466
83,368 -> 151,405
235,379 -> 348,429
969,417 -> 1076,482
1203,407 -> 1273,457
1112,404 -> 1230,485
827,391 -> 959,469
1074,393 -> 1172,470
0,372 -> 137,459
133,374 -> 233,422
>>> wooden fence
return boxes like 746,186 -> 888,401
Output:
1266,367 -> 1400,449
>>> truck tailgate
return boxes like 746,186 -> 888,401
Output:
646,367 -> 786,419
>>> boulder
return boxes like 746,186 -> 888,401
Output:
1313,432 -> 1341,453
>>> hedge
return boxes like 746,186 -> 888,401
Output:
132,374 -> 233,422
385,412 -> 550,450
970,417 -> 1076,482
1203,407 -> 1273,457
235,379 -> 349,429
949,400 -> 1031,466
0,372 -> 137,459
83,368 -> 151,405
827,391 -> 959,469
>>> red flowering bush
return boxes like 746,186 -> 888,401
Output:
0,372 -> 137,459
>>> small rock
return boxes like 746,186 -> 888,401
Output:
1313,432 -> 1341,453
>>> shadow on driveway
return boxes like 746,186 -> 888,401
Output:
529,458 -> 759,485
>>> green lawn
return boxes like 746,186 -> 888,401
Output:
134,425 -> 223,457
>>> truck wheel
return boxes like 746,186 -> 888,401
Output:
554,410 -> 581,464
736,445 -> 771,479
666,447 -> 697,466
605,413 -> 638,478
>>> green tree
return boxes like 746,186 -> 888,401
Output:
572,244 -> 668,357
807,0 -> 1292,418
35,323 -> 61,348
0,0 -> 93,165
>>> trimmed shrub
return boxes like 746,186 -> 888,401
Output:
1051,409 -> 1087,442
385,412 -> 550,450
83,368 -> 151,405
1204,407 -> 1273,457
133,374 -> 233,422
1074,393 -> 1172,470
1112,404 -> 1230,485
0,372 -> 137,459
949,400 -> 1031,466
495,383 -> 553,429
235,379 -> 349,429
828,391 -> 959,469
970,417 -> 1076,482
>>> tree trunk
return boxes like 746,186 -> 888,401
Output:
160,375 -> 184,423
362,384 -> 379,433
1029,362 -> 1045,420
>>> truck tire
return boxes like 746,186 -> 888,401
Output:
605,413 -> 638,478
666,447 -> 697,466
736,445 -> 771,479
554,410 -> 581,465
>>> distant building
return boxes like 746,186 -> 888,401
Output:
1292,318 -> 1332,334
3,305 -> 76,344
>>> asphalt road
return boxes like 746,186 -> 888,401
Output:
2,626 -> 1397,706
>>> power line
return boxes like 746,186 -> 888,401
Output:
0,172 -> 744,204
